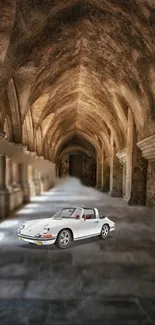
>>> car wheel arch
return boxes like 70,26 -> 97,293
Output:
56,228 -> 74,241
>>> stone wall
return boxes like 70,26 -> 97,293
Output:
109,155 -> 123,197
59,155 -> 69,178
111,160 -> 123,197
82,156 -> 95,186
128,149 -> 147,206
146,160 -> 155,207
102,163 -> 110,192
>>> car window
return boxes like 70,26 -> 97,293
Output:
84,209 -> 96,219
71,208 -> 83,219
59,208 -> 75,218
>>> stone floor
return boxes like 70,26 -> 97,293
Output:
0,177 -> 155,324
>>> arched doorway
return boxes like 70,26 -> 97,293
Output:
59,151 -> 96,187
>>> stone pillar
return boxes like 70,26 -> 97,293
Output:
6,157 -> 13,190
137,134 -> 155,207
116,149 -> 127,198
18,164 -> 30,203
12,162 -> 20,188
31,167 -> 41,196
109,135 -> 123,197
100,160 -> 104,189
100,146 -> 104,190
96,155 -> 102,189
0,154 -> 9,218
124,109 -> 147,205
101,158 -> 110,192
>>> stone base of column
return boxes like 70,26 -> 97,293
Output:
108,189 -> 122,197
41,178 -> 49,192
9,188 -> 24,212
123,194 -> 144,206
34,180 -> 41,196
0,188 -> 10,219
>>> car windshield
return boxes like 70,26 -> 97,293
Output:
52,208 -> 83,219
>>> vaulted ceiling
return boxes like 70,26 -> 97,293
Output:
1,0 -> 155,161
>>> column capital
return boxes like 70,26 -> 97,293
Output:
137,134 -> 155,160
116,148 -> 127,164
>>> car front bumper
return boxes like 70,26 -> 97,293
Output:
18,233 -> 56,246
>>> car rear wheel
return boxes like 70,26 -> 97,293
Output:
99,224 -> 110,240
55,229 -> 72,249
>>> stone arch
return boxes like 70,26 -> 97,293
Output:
35,127 -> 42,156
58,145 -> 95,161
23,110 -> 34,150
7,78 -> 21,142
54,131 -> 101,163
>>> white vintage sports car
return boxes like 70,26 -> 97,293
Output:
17,207 -> 115,249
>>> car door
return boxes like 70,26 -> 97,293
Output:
77,209 -> 100,238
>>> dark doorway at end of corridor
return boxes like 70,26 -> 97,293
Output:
59,152 -> 96,187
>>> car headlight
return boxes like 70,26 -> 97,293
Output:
19,223 -> 25,230
43,225 -> 50,234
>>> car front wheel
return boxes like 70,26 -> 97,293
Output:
99,224 -> 110,240
55,229 -> 72,249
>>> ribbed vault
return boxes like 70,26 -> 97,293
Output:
1,0 -> 155,160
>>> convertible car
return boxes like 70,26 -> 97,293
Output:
17,207 -> 115,249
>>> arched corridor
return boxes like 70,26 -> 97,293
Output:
1,1 -> 155,214
0,0 -> 155,323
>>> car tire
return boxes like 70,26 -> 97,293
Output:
55,229 -> 72,249
99,224 -> 110,240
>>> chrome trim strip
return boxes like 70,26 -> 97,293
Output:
18,234 -> 56,241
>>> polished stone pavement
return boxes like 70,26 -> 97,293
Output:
0,178 -> 155,324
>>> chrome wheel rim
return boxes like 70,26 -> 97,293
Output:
60,231 -> 70,246
102,225 -> 109,237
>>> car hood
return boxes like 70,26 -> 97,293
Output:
20,218 -> 77,236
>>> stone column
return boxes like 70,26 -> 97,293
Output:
100,147 -> 104,190
124,109 -> 147,205
116,149 -> 127,198
6,157 -> 13,190
101,158 -> 110,192
109,135 -> 123,197
95,155 -> 102,189
12,162 -> 20,188
31,167 -> 41,196
100,160 -> 104,189
137,134 -> 155,207
0,154 -> 9,218
40,175 -> 46,192
18,164 -> 30,203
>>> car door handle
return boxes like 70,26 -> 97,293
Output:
95,221 -> 99,223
